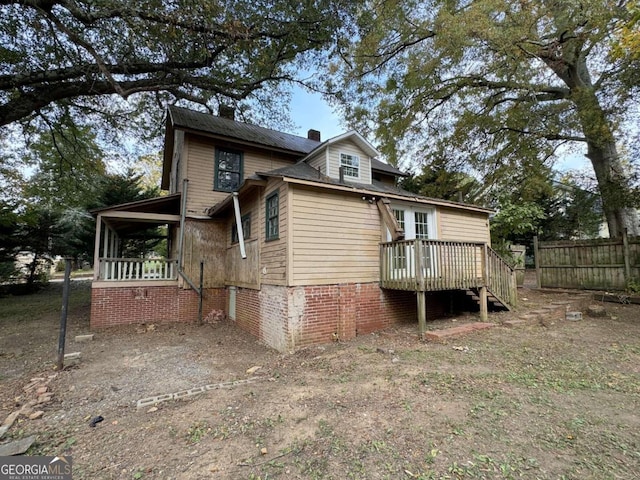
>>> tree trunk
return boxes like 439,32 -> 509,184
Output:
585,140 -> 640,238
544,44 -> 640,239
571,85 -> 640,238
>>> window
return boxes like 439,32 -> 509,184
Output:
214,148 -> 243,192
231,213 -> 251,244
414,211 -> 430,239
265,190 -> 279,241
340,153 -> 360,179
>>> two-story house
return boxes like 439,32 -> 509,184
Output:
90,106 -> 516,351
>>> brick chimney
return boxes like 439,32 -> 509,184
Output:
219,105 -> 235,120
307,129 -> 321,142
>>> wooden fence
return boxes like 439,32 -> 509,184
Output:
534,232 -> 640,290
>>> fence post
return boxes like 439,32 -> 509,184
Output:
198,260 -> 204,325
533,236 -> 541,289
56,258 -> 72,371
622,228 -> 631,283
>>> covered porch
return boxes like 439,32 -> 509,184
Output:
92,194 -> 181,282
380,239 -> 517,335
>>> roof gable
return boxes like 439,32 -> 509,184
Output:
162,106 -> 408,190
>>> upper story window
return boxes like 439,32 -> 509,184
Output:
340,153 -> 360,179
215,147 -> 243,192
265,190 -> 279,241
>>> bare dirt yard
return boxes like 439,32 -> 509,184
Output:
1,279 -> 639,479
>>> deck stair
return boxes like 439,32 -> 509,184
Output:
464,288 -> 511,311
380,239 -> 518,336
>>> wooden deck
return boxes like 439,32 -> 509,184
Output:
380,239 -> 517,335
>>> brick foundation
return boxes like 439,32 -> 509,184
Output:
90,284 -> 227,328
90,281 -> 450,351
232,283 -> 448,351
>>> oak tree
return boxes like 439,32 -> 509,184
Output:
0,0 -> 349,126
332,0 -> 640,237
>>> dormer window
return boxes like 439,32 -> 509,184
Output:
340,153 -> 360,180
214,147 -> 243,192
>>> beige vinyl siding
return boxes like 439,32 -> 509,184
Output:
327,140 -> 372,184
184,136 -> 227,215
260,180 -> 288,285
306,152 -> 326,175
243,149 -> 293,176
438,207 -> 490,244
183,133 -> 295,217
291,185 -> 380,285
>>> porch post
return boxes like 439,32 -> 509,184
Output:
102,225 -> 109,258
479,286 -> 488,321
417,291 -> 427,338
109,230 -> 117,258
93,214 -> 103,281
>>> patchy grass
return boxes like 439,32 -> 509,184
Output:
0,280 -> 91,324
1,286 -> 639,479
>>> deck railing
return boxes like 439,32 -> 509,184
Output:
486,247 -> 518,308
380,239 -> 485,291
380,240 -> 517,308
98,258 -> 178,281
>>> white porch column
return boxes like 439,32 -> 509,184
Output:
93,214 -> 103,280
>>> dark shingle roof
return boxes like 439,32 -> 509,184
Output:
371,158 -> 407,177
258,163 -> 491,213
168,105 -> 407,177
169,106 -> 320,154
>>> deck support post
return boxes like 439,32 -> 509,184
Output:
417,291 -> 427,338
479,286 -> 488,321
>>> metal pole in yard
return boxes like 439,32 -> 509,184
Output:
198,260 -> 204,325
56,258 -> 72,371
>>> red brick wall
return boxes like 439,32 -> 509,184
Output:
356,285 -> 418,335
235,286 -> 289,351
234,287 -> 261,338
90,285 -> 226,328
91,281 -> 451,350
292,285 -> 340,348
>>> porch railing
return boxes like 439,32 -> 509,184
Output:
380,240 -> 517,309
98,258 -> 178,281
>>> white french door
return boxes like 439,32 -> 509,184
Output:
389,205 -> 437,278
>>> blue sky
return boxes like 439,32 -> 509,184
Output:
289,86 -> 345,140
288,85 -> 591,173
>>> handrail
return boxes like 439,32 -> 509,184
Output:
485,247 -> 518,308
98,258 -> 178,281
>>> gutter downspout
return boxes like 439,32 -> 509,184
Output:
177,179 -> 202,294
233,192 -> 247,259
